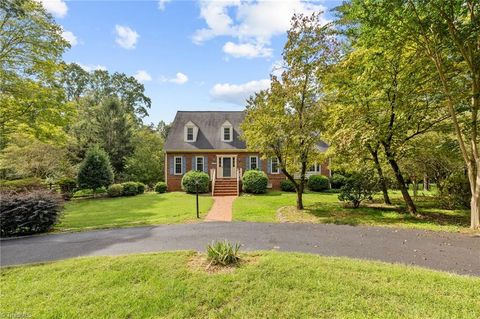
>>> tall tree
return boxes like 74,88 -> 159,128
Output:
243,13 -> 339,209
0,0 -> 72,148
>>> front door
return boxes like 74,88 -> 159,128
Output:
222,157 -> 232,177
217,156 -> 236,178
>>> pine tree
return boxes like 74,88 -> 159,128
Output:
77,146 -> 114,193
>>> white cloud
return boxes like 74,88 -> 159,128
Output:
77,63 -> 107,72
115,25 -> 139,49
61,30 -> 78,46
133,70 -> 152,82
37,0 -> 68,18
160,72 -> 189,85
222,41 -> 272,58
158,0 -> 171,11
193,0 -> 327,58
210,79 -> 270,105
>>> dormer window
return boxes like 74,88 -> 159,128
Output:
184,121 -> 198,142
221,121 -> 233,142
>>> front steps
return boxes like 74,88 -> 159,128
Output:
213,178 -> 238,196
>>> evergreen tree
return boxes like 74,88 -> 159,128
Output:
77,146 -> 114,192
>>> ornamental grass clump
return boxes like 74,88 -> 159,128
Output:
206,240 -> 241,266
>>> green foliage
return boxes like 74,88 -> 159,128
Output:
58,177 -> 77,200
124,127 -> 164,186
280,179 -> 296,192
136,182 -> 146,194
155,182 -> 167,194
338,171 -> 379,208
73,187 -> 107,198
181,171 -> 209,194
206,240 -> 241,266
0,177 -> 46,192
440,173 -> 471,209
242,170 -> 268,194
331,173 -> 347,189
121,182 -> 138,196
77,146 -> 114,191
107,184 -> 123,197
307,175 -> 330,192
0,190 -> 62,237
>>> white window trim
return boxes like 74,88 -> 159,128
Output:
195,156 -> 204,172
221,121 -> 233,142
307,162 -> 321,173
174,156 -> 183,175
184,121 -> 198,142
249,156 -> 258,170
271,157 -> 280,174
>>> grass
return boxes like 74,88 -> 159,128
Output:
57,192 -> 213,231
1,251 -> 478,318
233,190 -> 471,232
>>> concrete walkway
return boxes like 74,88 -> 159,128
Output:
205,196 -> 235,221
1,222 -> 479,276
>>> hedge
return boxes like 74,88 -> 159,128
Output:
280,179 -> 296,192
0,178 -> 46,192
242,170 -> 268,194
307,175 -> 329,192
155,182 -> 167,194
181,171 -> 210,193
107,184 -> 123,197
0,191 -> 62,237
122,182 -> 139,196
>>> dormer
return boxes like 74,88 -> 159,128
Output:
184,121 -> 198,142
221,120 -> 233,142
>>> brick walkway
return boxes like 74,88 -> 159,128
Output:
205,196 -> 236,221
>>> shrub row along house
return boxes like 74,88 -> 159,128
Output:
164,111 -> 331,195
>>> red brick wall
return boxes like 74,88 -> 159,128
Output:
165,152 -> 330,191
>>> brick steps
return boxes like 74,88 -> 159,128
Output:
213,179 -> 238,196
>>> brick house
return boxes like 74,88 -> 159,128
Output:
164,111 -> 330,195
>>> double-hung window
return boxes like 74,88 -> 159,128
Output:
249,156 -> 258,170
271,157 -> 280,174
195,156 -> 204,172
174,156 -> 183,175
186,127 -> 194,141
223,127 -> 231,141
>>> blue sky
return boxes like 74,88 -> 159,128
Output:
41,0 -> 342,124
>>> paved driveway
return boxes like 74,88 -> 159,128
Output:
1,222 -> 479,276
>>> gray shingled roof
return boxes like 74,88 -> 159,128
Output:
164,111 -> 247,151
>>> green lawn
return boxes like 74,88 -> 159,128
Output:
57,192 -> 213,231
1,251 -> 478,318
233,191 -> 471,232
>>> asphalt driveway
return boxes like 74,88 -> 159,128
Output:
1,222 -> 479,276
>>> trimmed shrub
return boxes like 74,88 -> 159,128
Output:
58,177 -> 77,200
181,170 -> 210,193
0,190 -> 62,237
440,173 -> 470,209
122,182 -> 138,196
0,178 -> 46,192
77,146 -> 114,192
338,170 -> 378,208
307,175 -> 330,192
330,173 -> 347,189
107,184 -> 123,197
280,179 -> 296,192
73,187 -> 107,198
242,170 -> 268,194
155,182 -> 167,194
207,240 -> 241,266
136,182 -> 146,194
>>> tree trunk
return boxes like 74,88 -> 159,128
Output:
423,175 -> 429,191
468,160 -> 480,229
296,183 -> 304,210
370,148 -> 392,205
383,144 -> 417,215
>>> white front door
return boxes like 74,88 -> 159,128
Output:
217,156 -> 236,178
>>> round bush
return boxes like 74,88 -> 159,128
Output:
182,171 -> 210,193
280,179 -> 296,192
307,175 -> 330,192
122,182 -> 138,196
107,184 -> 123,197
0,190 -> 62,237
136,182 -> 146,194
242,170 -> 268,194
330,173 -> 347,189
155,182 -> 167,194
